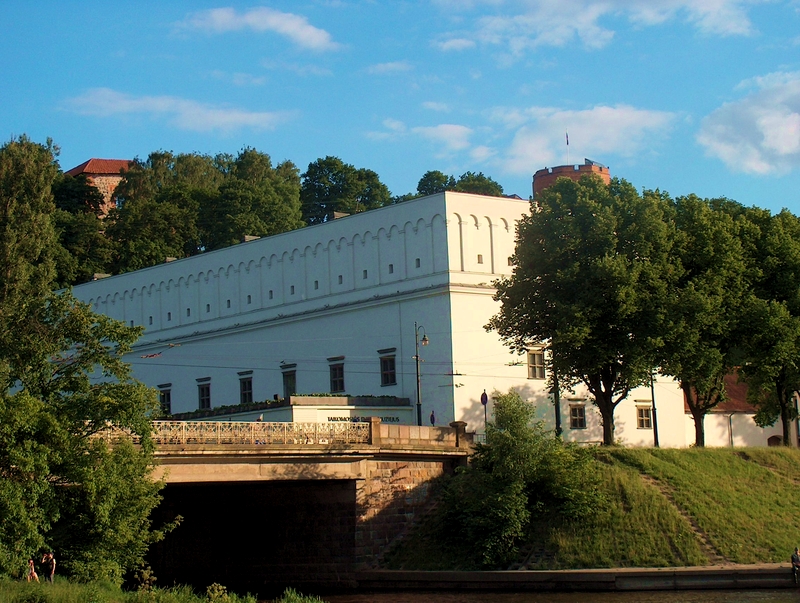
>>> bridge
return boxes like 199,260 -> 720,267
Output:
135,419 -> 473,596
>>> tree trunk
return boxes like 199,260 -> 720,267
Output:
775,372 -> 796,447
682,382 -> 706,447
595,390 -> 616,446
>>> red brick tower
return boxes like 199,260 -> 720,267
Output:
532,158 -> 610,199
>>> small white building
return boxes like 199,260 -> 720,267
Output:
72,191 -> 785,447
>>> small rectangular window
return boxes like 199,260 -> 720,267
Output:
167,312 -> 172,321
149,316 -> 153,325
227,299 -> 231,308
330,363 -> 345,393
186,308 -> 191,317
206,304 -> 211,313
269,290 -> 273,299
198,383 -> 211,410
314,280 -> 319,290
247,295 -> 252,304
282,370 -> 296,401
570,405 -> 586,429
159,389 -> 171,414
415,258 -> 421,268
380,355 -> 397,386
363,269 -> 368,279
637,406 -> 652,429
240,377 -> 253,405
338,275 -> 343,284
388,264 -> 394,274
527,350 -> 545,379
477,254 -> 483,264
290,285 -> 295,295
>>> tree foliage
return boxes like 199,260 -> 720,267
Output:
660,195 -> 749,446
300,156 -> 391,224
441,391 -> 602,567
489,176 -> 677,445
0,136 -> 170,582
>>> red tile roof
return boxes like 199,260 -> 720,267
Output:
66,158 -> 131,177
683,372 -> 756,414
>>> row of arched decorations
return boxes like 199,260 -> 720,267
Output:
84,212 -> 518,331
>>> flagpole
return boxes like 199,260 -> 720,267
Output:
566,131 -> 570,165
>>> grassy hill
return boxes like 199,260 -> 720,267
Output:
384,447 -> 800,570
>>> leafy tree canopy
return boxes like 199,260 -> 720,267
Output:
489,175 -> 678,445
453,171 -> 504,196
0,136 -> 170,582
300,156 -> 391,224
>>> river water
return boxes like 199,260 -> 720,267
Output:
323,589 -> 800,603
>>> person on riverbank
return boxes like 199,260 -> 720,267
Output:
26,558 -> 38,582
792,547 -> 800,584
41,552 -> 55,583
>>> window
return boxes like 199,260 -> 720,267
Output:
130,320 -> 134,327
363,269 -> 368,279
167,312 -> 172,321
527,350 -> 545,379
186,308 -> 191,317
291,285 -> 295,295
330,363 -> 345,393
269,290 -> 273,300
159,388 -> 171,415
247,295 -> 252,304
314,280 -> 319,290
206,304 -> 211,313
570,405 -> 586,429
240,377 -> 253,405
380,355 -> 397,386
477,254 -> 484,264
227,299 -> 231,308
637,406 -> 652,429
149,316 -> 153,325
415,258 -> 421,268
198,383 -> 211,410
282,370 -> 296,401
338,275 -> 343,285
388,263 -> 394,274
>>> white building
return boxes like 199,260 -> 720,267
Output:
72,191 -> 785,447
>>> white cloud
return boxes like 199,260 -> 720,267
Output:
412,124 -> 473,151
698,72 -> 800,175
210,70 -> 267,86
261,59 -> 333,77
439,0 -> 756,56
436,38 -> 476,51
498,104 -> 675,173
422,101 -> 450,112
367,61 -> 413,74
65,88 -> 291,134
179,7 -> 340,51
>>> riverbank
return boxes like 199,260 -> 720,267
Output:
355,564 -> 796,592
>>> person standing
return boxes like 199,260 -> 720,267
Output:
41,552 -> 55,583
26,558 -> 38,582
429,410 -> 436,426
792,547 -> 800,584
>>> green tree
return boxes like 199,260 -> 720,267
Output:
453,171 -> 504,196
660,195 -> 749,447
737,209 -> 800,445
489,176 -> 677,445
0,136 -> 169,582
417,170 -> 455,196
441,390 -> 600,567
52,173 -> 105,215
300,156 -> 391,224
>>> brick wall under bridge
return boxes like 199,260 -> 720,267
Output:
145,419 -> 471,596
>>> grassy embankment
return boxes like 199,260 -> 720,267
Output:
0,580 -> 321,603
385,447 -> 800,570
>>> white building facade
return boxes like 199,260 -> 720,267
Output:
72,191 -> 783,447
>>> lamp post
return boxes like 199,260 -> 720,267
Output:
480,389 -> 489,432
414,322 -> 429,426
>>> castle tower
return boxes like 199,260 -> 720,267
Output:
66,158 -> 131,216
532,158 -> 610,199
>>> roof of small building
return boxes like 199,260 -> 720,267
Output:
65,158 -> 131,177
683,372 -> 755,414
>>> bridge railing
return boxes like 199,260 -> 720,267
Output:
148,420 -> 371,445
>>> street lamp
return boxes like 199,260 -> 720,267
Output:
480,389 -> 489,432
414,322 -> 429,426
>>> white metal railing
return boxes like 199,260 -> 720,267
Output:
146,420 -> 372,445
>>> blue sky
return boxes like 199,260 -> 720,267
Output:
1,1 -> 799,212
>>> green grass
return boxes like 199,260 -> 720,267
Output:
386,447 -> 800,570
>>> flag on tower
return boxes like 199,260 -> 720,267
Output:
566,131 -> 569,146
